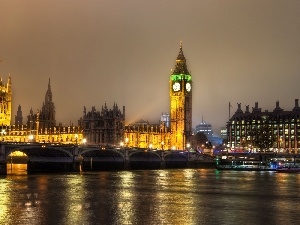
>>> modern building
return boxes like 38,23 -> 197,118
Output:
227,100 -> 300,153
195,121 -> 223,146
78,103 -> 125,146
124,43 -> 193,150
220,127 -> 227,140
195,122 -> 213,136
160,113 -> 170,128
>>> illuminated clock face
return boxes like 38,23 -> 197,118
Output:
172,82 -> 180,91
186,83 -> 191,92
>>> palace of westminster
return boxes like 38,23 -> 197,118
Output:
0,44 -> 192,150
1,44 -> 300,152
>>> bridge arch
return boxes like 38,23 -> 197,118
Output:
0,143 -> 77,174
129,150 -> 162,169
79,148 -> 125,171
163,151 -> 188,168
79,148 -> 124,158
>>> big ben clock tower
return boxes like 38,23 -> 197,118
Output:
170,42 -> 192,150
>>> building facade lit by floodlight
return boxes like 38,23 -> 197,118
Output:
0,76 -> 12,126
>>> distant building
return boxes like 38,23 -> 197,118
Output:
195,122 -> 213,136
220,127 -> 227,140
160,113 -> 170,128
228,100 -> 300,152
195,121 -> 222,146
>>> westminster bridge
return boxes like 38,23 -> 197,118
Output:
0,142 -> 215,174
1,142 -> 298,175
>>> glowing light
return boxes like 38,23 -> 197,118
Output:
28,135 -> 34,141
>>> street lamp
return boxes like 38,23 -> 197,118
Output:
186,143 -> 191,151
28,134 -> 34,143
1,129 -> 6,141
75,134 -> 78,145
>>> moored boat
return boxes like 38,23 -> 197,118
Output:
277,167 -> 300,173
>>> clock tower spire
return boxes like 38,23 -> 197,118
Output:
169,42 -> 192,150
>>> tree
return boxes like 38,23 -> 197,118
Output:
193,132 -> 208,148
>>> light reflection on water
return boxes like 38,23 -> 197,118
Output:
1,164 -> 300,225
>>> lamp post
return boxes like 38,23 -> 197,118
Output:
75,134 -> 78,145
1,129 -> 6,141
149,143 -> 153,150
186,143 -> 191,160
186,143 -> 191,150
28,134 -> 34,143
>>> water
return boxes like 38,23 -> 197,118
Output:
1,164 -> 300,225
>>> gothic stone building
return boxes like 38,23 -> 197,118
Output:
124,119 -> 171,149
78,103 -> 125,146
2,78 -> 82,144
0,76 -> 12,126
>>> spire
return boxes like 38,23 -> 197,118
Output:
48,78 -> 51,90
45,78 -> 52,103
176,41 -> 186,61
172,41 -> 189,75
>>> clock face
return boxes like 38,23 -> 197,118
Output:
186,83 -> 191,92
172,82 -> 180,91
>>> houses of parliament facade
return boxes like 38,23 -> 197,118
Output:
0,44 -> 193,149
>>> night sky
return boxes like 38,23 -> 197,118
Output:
1,0 -> 300,135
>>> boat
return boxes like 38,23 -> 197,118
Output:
216,164 -> 276,171
277,167 -> 300,173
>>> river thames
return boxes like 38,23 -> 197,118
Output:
1,164 -> 300,225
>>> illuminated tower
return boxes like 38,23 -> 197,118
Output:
170,42 -> 192,149
15,104 -> 23,128
0,76 -> 12,126
39,79 -> 56,128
